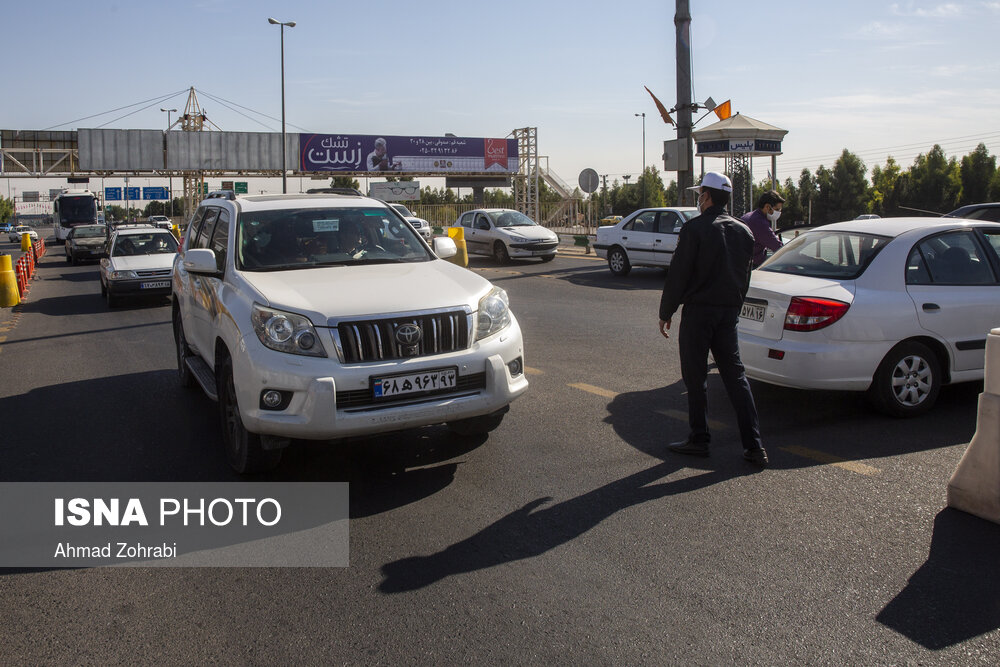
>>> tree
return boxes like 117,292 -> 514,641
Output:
635,166 -> 667,208
0,196 -> 13,224
959,143 -> 996,206
827,149 -> 869,221
869,156 -> 901,216
797,169 -> 817,224
330,176 -> 360,191
900,145 -> 961,214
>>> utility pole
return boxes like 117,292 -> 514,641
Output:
675,0 -> 694,204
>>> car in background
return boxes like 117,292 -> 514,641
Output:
452,208 -> 558,264
171,193 -> 528,472
855,214 -> 881,220
594,207 -> 700,276
599,215 -> 623,226
390,203 -> 432,240
944,202 -> 1000,222
737,217 -> 1000,417
148,215 -> 172,229
99,225 -> 178,307
64,224 -> 107,264
0,223 -> 13,234
8,225 -> 38,243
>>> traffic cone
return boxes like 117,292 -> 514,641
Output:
0,255 -> 19,307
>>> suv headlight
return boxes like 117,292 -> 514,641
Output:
251,304 -> 327,357
108,270 -> 138,280
475,287 -> 511,341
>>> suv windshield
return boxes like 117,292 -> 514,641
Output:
237,206 -> 432,271
759,230 -> 891,279
490,210 -> 537,228
391,204 -> 414,217
73,225 -> 106,239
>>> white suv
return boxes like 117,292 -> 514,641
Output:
172,194 -> 528,473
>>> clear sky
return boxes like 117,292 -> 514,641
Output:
4,0 -> 999,197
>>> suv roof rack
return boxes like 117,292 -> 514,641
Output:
305,187 -> 364,196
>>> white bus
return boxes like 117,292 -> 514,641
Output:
52,189 -> 101,244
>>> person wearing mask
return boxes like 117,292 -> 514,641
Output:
658,171 -> 767,468
741,190 -> 785,268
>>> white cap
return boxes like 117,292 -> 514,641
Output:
687,171 -> 733,193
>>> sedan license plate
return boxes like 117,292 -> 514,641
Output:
740,299 -> 766,322
141,280 -> 171,289
373,368 -> 457,399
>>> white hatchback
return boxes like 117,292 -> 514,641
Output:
453,209 -> 558,263
737,217 -> 1000,416
594,207 -> 699,275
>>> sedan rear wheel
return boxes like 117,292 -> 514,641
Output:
608,246 -> 631,276
868,341 -> 941,417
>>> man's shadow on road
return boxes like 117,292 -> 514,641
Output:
380,381 -> 748,593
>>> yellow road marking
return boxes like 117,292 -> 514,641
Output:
568,382 -> 618,399
780,445 -> 881,476
655,409 -> 729,432
524,366 -> 543,375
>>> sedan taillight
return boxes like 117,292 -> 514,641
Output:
783,297 -> 850,332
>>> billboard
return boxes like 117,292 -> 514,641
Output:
300,134 -> 518,174
369,181 -> 421,202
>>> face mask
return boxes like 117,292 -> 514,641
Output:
767,209 -> 782,223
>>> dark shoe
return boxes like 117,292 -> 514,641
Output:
668,439 -> 710,457
743,448 -> 769,467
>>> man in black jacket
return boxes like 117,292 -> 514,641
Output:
658,172 -> 767,467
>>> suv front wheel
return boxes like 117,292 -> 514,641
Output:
218,355 -> 282,473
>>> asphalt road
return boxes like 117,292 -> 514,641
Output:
0,232 -> 998,665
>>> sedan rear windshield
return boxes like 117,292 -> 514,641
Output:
759,230 -> 891,279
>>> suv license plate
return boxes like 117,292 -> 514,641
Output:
373,368 -> 457,398
141,281 -> 171,289
740,300 -> 766,322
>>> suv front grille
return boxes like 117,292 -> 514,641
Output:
337,310 -> 471,363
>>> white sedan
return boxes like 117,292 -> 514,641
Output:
452,209 -> 558,263
737,217 -> 1000,416
8,225 -> 39,243
594,207 -> 699,275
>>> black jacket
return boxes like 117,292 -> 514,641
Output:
658,205 -> 755,321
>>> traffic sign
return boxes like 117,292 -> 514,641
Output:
235,181 -> 248,194
105,187 -> 122,201
143,187 -> 169,200
124,187 -> 140,201
578,168 -> 599,194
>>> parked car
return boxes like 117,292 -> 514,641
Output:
172,193 -> 529,473
594,207 -> 700,275
99,225 -> 178,307
148,215 -> 172,229
599,215 -> 623,226
8,225 -> 38,243
0,223 -> 13,233
64,224 -> 107,264
390,203 -> 432,240
452,209 -> 558,263
944,203 -> 1000,222
737,217 -> 1000,417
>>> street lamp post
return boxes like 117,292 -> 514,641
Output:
634,112 -> 646,208
160,107 -> 177,218
268,17 -> 296,194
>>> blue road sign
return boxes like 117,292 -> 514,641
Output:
124,187 -> 140,201
143,187 -> 169,200
105,187 -> 122,201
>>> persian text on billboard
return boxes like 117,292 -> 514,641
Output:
300,134 -> 518,174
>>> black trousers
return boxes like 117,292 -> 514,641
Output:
677,303 -> 763,450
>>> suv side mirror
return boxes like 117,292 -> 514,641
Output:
183,248 -> 221,275
432,237 -> 458,259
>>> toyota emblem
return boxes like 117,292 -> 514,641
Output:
395,323 -> 422,346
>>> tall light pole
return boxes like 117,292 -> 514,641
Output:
268,17 -> 296,194
160,108 -> 177,218
634,112 -> 646,208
